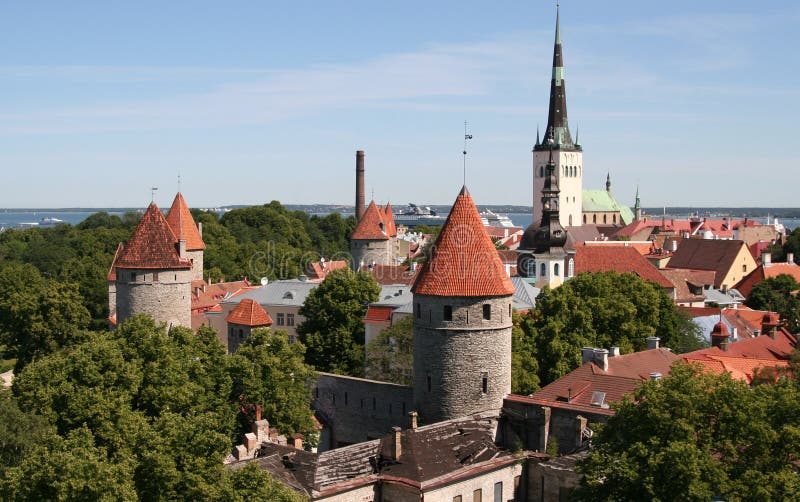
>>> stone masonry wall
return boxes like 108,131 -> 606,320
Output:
413,294 -> 513,424
116,267 -> 191,329
312,373 -> 413,449
350,239 -> 392,271
187,249 -> 203,281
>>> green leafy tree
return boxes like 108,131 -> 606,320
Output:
0,263 -> 92,372
515,272 -> 703,386
0,389 -> 55,472
228,328 -> 316,441
298,268 -> 380,376
365,316 -> 413,385
222,463 -> 306,502
746,274 -> 800,332
575,363 -> 800,501
511,312 -> 540,395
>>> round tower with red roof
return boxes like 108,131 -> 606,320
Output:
349,200 -> 396,271
114,202 -> 193,329
411,186 -> 515,424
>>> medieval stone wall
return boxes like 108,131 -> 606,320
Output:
413,294 -> 512,424
312,373 -> 413,449
186,249 -> 204,281
350,239 -> 392,271
116,267 -> 191,329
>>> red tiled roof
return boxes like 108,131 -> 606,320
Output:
115,203 -> 191,270
383,202 -> 397,238
351,201 -> 390,241
412,186 -> 515,297
307,260 -> 349,281
364,306 -> 394,322
191,280 -> 252,312
659,268 -> 714,303
574,245 -> 674,289
513,348 -> 678,415
226,298 -> 273,326
735,262 -> 800,298
166,192 -> 205,251
107,242 -> 123,281
583,241 -> 654,256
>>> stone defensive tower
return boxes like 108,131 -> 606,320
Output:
166,192 -> 205,281
349,200 -> 397,271
411,186 -> 515,424
532,6 -> 583,228
113,202 -> 192,329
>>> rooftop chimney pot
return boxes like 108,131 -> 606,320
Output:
646,337 -> 660,350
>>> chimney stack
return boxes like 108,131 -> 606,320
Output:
581,347 -> 594,364
409,411 -> 418,430
763,252 -> 772,267
646,337 -> 660,350
788,253 -> 795,264
355,150 -> 366,221
593,349 -> 609,371
382,426 -> 403,462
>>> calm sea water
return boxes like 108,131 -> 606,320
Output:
506,213 -> 799,232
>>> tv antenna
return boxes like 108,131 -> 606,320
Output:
463,120 -> 473,185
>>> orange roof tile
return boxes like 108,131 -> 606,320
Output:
383,202 -> 397,237
351,200 -> 390,240
115,203 -> 191,270
226,298 -> 273,327
368,264 -> 418,285
307,260 -> 349,281
574,245 -> 674,289
364,306 -> 394,322
412,186 -> 515,297
166,192 -> 205,251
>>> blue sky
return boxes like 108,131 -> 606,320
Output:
1,1 -> 798,208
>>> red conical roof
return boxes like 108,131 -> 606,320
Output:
226,299 -> 273,327
351,200 -> 390,240
412,186 -> 514,297
115,203 -> 192,270
711,321 -> 729,338
166,192 -> 205,251
383,202 -> 397,237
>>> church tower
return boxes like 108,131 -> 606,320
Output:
411,186 -> 515,424
518,151 -> 571,288
532,6 -> 583,228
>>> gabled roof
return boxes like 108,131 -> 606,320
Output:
115,203 -> 191,270
351,201 -> 390,241
510,348 -> 678,416
306,260 -> 349,282
367,264 -> 417,286
192,279 -> 253,312
574,245 -> 673,289
667,239 -> 749,288
735,262 -> 800,298
412,186 -> 515,297
364,306 -> 394,323
659,268 -> 714,303
581,189 -> 635,224
226,298 -> 273,326
165,192 -> 205,251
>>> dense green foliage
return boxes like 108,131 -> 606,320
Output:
746,274 -> 800,333
511,312 -> 540,395
767,226 -> 800,263
576,363 -> 800,501
298,268 -> 381,376
365,316 -> 413,385
1,316 -> 311,500
514,272 -> 704,387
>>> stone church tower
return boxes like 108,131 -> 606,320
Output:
532,6 -> 583,228
411,186 -> 515,424
113,202 -> 192,329
166,192 -> 205,281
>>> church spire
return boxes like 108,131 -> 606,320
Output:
634,185 -> 642,220
537,4 -> 577,151
606,173 -> 611,192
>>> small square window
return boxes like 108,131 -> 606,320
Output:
483,304 -> 491,320
287,313 -> 295,326
277,313 -> 285,326
444,305 -> 452,321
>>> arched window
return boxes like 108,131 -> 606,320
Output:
613,214 -> 617,224
540,263 -> 547,277
554,263 -> 560,276
593,214 -> 597,223
568,258 -> 575,278
569,214 -> 573,226
583,214 -> 587,224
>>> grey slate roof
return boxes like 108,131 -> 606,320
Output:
511,276 -> 540,311
704,288 -> 745,307
225,280 -> 410,308
692,315 -> 735,343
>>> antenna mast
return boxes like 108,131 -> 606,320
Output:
463,120 -> 473,185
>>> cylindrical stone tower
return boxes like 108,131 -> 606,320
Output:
114,202 -> 193,329
349,200 -> 392,271
411,186 -> 515,424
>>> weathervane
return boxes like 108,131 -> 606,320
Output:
463,120 -> 473,185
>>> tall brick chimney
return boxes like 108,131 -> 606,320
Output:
355,150 -> 365,221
